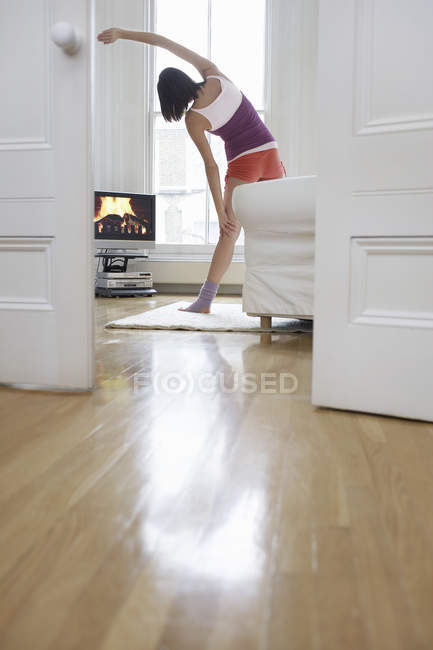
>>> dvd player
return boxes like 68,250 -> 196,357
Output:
96,277 -> 153,289
97,271 -> 152,279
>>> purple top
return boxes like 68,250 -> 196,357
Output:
209,93 -> 276,162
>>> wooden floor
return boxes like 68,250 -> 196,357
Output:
1,294 -> 433,650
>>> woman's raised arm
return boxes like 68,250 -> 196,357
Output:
97,28 -> 217,78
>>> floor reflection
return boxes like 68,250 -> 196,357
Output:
135,333 -> 269,584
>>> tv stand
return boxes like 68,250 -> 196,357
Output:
95,249 -> 157,297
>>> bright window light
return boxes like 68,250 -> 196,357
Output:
151,0 -> 267,247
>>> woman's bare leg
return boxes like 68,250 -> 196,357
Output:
179,177 -> 250,312
207,177 -> 249,283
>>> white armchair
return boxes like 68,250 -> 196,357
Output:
232,175 -> 316,330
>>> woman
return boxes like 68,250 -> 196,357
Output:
97,28 -> 286,313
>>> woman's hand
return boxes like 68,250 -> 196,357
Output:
97,28 -> 122,44
218,209 -> 238,238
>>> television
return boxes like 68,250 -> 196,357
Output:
94,190 -> 155,250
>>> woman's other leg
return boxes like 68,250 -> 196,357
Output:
178,176 -> 250,313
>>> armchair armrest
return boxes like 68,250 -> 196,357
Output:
232,175 -> 317,319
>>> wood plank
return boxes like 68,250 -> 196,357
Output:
0,295 -> 432,649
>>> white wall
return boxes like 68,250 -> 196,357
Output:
94,0 -> 146,191
268,0 -> 318,176
94,0 -> 318,286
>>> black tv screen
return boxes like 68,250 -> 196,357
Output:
94,191 -> 155,243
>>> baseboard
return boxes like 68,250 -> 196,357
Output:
154,283 -> 242,296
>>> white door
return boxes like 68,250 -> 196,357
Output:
0,0 -> 94,390
312,0 -> 433,421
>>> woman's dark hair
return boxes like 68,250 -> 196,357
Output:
157,67 -> 206,122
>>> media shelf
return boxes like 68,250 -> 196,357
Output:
95,287 -> 156,297
94,249 -> 156,298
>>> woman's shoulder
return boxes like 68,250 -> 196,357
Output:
202,65 -> 233,85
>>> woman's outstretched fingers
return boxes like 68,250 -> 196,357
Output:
97,28 -> 120,44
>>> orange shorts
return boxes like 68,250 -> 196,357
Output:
224,147 -> 287,188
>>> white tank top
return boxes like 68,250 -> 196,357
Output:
189,75 -> 278,163
189,75 -> 242,131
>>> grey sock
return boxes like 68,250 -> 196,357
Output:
183,279 -> 219,312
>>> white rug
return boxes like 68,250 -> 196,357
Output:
105,301 -> 313,333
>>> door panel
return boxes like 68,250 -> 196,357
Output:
312,0 -> 433,421
0,0 -> 94,390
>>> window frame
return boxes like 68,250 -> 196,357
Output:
144,0 -> 272,261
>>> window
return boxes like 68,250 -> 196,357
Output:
147,0 -> 267,253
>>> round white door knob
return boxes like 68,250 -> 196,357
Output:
51,21 -> 81,55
